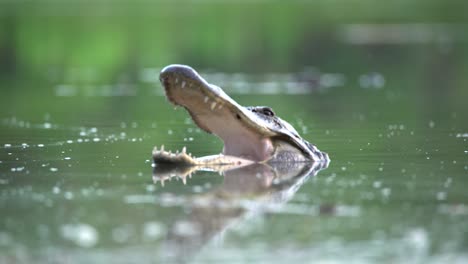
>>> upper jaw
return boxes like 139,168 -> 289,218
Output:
158,65 -> 329,163
159,65 -> 277,162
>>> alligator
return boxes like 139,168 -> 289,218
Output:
153,64 -> 329,166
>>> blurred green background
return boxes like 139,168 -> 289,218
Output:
1,0 -> 467,124
1,1 -> 468,81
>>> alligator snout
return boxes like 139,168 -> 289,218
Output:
160,64 -> 203,85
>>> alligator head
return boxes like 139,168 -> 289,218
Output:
154,64 -> 329,165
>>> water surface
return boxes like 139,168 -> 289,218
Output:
1,69 -> 467,263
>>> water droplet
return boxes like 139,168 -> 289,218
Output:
64,192 -> 74,200
382,188 -> 391,198
50,167 -> 58,172
146,185 -> 155,192
436,192 -> 446,201
143,222 -> 165,241
61,224 -> 98,248
173,221 -> 201,237
53,186 -> 61,194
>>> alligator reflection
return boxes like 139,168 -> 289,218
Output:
153,161 -> 328,261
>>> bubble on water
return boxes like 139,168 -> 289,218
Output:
4,144 -> 11,148
382,188 -> 391,198
167,129 -> 173,135
37,144 -> 45,147
359,72 -> 385,89
52,186 -> 61,194
21,143 -> 29,148
64,157 -> 71,160
143,222 -> 165,241
66,140 -> 73,144
64,191 -> 74,200
79,131 -> 87,136
146,184 -> 155,192
436,192 -> 447,201
404,228 -> 429,253
373,181 -> 382,188
341,167 -> 347,171
429,120 -> 435,128
90,127 -> 97,133
444,178 -> 452,188
43,122 -> 52,129
173,221 -> 201,237
61,223 -> 99,248
192,186 -> 203,193
50,167 -> 58,172
93,138 -> 100,142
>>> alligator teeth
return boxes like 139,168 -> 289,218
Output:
211,102 -> 217,110
181,81 -> 186,88
175,78 -> 179,84
204,96 -> 209,103
182,146 -> 186,154
161,145 -> 165,151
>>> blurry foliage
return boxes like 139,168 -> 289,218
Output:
0,0 -> 467,124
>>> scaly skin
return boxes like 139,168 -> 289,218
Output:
154,64 -> 330,166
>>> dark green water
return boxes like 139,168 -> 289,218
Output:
1,70 -> 467,263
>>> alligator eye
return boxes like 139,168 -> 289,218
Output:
261,107 -> 275,117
